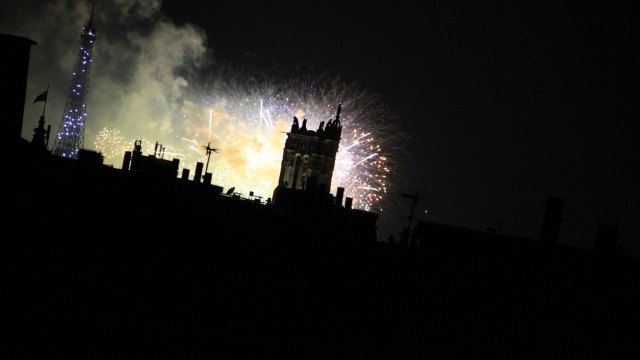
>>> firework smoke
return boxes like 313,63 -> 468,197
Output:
1,0 -> 415,239
94,71 -> 411,213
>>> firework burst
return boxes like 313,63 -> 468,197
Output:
94,127 -> 127,162
94,66 -> 412,238
190,71 -> 404,211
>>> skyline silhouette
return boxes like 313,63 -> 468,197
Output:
2,3 -> 640,354
1,1 -> 637,255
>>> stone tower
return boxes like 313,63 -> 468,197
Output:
273,103 -> 343,203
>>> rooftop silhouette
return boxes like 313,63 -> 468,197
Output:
3,30 -> 640,359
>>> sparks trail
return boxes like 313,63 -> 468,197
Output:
94,69 -> 413,236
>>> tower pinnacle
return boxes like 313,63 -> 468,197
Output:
273,103 -> 343,203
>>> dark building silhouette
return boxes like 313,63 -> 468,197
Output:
4,25 -> 640,360
77,148 -> 104,167
122,139 -> 180,180
0,33 -> 36,140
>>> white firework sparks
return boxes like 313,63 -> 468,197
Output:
94,68 -> 412,239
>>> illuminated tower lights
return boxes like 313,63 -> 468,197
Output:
51,6 -> 96,159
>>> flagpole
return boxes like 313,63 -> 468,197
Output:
41,84 -> 49,117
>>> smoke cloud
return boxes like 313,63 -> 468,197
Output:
1,0 -> 414,240
1,0 -> 208,153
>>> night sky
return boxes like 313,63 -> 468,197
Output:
2,1 -> 638,255
163,1 -> 639,254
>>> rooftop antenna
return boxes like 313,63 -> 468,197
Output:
399,191 -> 421,246
400,192 -> 420,232
202,141 -> 219,178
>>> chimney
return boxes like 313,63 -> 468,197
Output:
203,172 -> 212,185
193,162 -> 203,183
336,187 -> 345,207
122,151 -> 132,171
172,158 -> 180,177
345,197 -> 353,210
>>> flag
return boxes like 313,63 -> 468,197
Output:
33,90 -> 48,103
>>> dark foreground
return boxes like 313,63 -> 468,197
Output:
4,236 -> 640,359
3,142 -> 639,358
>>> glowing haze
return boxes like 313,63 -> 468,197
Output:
1,0 -> 413,238
106,72 -> 399,212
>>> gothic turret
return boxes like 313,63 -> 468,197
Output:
273,103 -> 343,204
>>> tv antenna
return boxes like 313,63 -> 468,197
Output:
400,192 -> 421,232
202,142 -> 219,176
